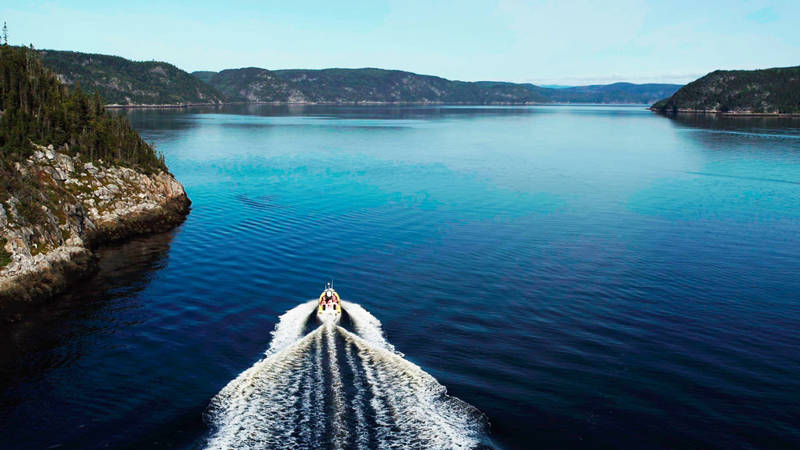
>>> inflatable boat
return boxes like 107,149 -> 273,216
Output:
317,283 -> 341,322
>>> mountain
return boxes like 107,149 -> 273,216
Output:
197,67 -> 680,105
199,67 -> 551,104
38,49 -> 225,106
547,82 -> 682,104
198,68 -> 680,105
202,67 -> 300,103
652,66 -> 800,114
31,48 -> 681,106
191,71 -> 217,85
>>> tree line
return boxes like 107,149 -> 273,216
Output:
0,44 -> 166,172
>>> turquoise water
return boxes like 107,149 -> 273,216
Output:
1,105 -> 799,448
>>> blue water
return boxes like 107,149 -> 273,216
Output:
1,105 -> 800,449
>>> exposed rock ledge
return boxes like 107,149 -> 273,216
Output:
0,145 -> 190,319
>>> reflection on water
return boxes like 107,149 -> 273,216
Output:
0,231 -> 190,448
664,112 -> 800,136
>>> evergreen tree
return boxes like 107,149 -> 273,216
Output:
1,44 -> 166,185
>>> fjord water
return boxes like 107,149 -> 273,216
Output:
2,105 -> 800,449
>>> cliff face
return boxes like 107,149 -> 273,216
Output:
0,144 -> 190,315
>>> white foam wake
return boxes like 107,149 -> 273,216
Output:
204,300 -> 489,449
338,326 -> 487,449
341,300 -> 398,354
264,299 -> 318,357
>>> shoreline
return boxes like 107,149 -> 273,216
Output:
649,107 -> 800,117
105,101 -> 657,109
105,100 -> 543,109
0,148 -> 191,322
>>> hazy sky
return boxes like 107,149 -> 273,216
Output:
4,1 -> 799,85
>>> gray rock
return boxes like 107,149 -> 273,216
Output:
84,162 -> 99,176
56,153 -> 74,173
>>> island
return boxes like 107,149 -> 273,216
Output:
0,45 -> 191,320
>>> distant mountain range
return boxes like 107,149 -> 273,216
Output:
37,49 -> 682,106
652,65 -> 800,115
545,82 -> 681,105
197,67 -> 680,105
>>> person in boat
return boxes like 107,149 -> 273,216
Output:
321,290 -> 334,310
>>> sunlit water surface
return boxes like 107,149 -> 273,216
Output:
1,105 -> 800,449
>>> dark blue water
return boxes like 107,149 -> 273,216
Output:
2,105 -> 800,449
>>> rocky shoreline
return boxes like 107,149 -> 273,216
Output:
0,145 -> 190,321
650,107 -> 800,117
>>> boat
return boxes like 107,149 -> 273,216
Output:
317,283 -> 342,322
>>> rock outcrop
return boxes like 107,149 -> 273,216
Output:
0,144 -> 190,318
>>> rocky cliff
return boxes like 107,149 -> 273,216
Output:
0,144 -> 190,319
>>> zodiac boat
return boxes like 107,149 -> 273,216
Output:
317,283 -> 342,322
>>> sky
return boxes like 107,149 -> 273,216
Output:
3,0 -> 799,85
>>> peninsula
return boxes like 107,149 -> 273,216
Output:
652,65 -> 800,115
0,45 -> 190,320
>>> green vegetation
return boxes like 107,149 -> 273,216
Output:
271,68 -> 550,103
1,44 -> 168,231
546,82 -> 681,104
191,71 -> 217,85
203,67 -> 296,103
0,237 -> 10,268
197,68 -> 680,104
1,45 -> 165,171
39,49 -> 225,106
653,66 -> 800,114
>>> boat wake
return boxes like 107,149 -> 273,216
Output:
204,300 -> 489,449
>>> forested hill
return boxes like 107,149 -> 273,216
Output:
38,49 -> 225,106
1,45 -> 164,172
28,48 -> 681,105
547,83 -> 681,104
652,66 -> 800,114
202,67 -> 551,104
196,67 -> 681,105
